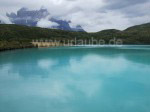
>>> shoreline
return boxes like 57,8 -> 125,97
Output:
0,46 -> 35,52
1,44 -> 150,52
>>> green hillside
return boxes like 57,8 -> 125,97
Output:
0,23 -> 150,51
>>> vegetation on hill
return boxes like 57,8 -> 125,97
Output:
0,23 -> 150,51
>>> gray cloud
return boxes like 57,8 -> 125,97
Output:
0,15 -> 12,24
37,17 -> 59,28
0,0 -> 150,32
104,0 -> 148,10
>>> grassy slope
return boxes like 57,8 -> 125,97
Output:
0,23 -> 150,50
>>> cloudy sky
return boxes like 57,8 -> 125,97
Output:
0,0 -> 150,32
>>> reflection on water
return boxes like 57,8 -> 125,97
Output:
0,46 -> 150,112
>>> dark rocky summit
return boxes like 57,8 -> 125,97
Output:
6,7 -> 85,32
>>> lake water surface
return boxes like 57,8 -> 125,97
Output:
0,46 -> 150,112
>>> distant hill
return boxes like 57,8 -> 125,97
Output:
0,23 -> 150,51
6,7 -> 85,32
125,23 -> 150,32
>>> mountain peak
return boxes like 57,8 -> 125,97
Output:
6,7 -> 85,32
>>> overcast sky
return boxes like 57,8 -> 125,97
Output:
0,0 -> 150,32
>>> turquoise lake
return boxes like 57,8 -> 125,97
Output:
0,46 -> 150,112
